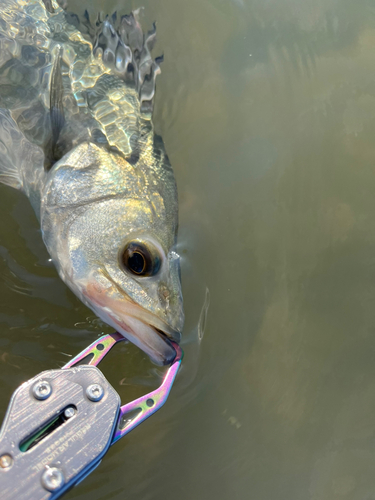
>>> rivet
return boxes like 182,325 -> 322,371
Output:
32,380 -> 52,400
64,407 -> 76,419
0,454 -> 13,469
86,384 -> 104,402
41,467 -> 64,491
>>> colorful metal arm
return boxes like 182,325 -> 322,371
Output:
62,332 -> 183,446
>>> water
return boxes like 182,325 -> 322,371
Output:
2,0 -> 375,498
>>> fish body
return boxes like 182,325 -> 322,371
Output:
0,0 -> 184,364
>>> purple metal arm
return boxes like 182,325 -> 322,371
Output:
112,342 -> 182,443
62,332 -> 126,369
62,332 -> 183,446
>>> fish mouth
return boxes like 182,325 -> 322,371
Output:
83,282 -> 181,365
113,314 -> 180,366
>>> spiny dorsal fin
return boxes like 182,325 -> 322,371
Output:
42,0 -> 67,13
45,46 -> 65,170
41,2 -> 163,162
63,8 -> 163,116
50,48 -> 65,148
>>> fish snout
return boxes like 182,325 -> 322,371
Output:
82,277 -> 183,365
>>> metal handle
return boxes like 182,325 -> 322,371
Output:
0,365 -> 120,500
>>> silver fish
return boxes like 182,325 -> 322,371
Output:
0,0 -> 184,364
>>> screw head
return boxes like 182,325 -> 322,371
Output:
0,454 -> 13,469
86,383 -> 104,402
32,380 -> 52,400
41,467 -> 64,492
64,407 -> 76,419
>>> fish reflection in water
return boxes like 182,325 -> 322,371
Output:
0,0 -> 184,365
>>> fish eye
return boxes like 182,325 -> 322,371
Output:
120,241 -> 161,277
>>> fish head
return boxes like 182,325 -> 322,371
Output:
83,227 -> 185,366
42,143 -> 184,365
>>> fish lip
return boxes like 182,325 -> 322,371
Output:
145,320 -> 181,343
117,313 -> 181,342
113,314 -> 180,365
153,326 -> 180,344
116,292 -> 182,344
114,300 -> 182,344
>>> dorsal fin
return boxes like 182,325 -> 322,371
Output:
44,46 -> 65,171
63,8 -> 162,117
38,2 -> 164,162
50,48 -> 65,156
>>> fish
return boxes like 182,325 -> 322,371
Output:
0,0 -> 184,365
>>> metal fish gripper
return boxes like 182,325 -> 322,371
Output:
0,334 -> 183,499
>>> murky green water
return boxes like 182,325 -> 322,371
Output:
2,0 -> 375,498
